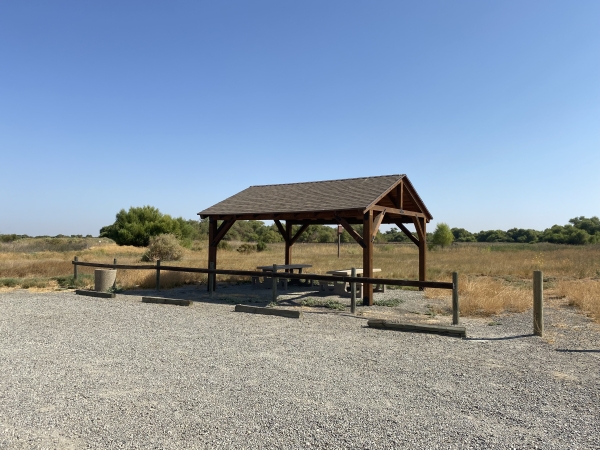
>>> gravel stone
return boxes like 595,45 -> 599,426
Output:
0,286 -> 598,449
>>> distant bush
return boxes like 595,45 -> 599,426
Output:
0,237 -> 95,253
217,240 -> 232,250
256,241 -> 267,252
0,234 -> 28,243
141,234 -> 184,262
237,243 -> 256,254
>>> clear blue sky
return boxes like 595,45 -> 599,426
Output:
1,1 -> 598,236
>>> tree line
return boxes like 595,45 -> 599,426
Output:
93,206 -> 600,247
449,216 -> 600,245
2,207 -> 598,247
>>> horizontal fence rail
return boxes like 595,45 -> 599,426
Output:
72,260 -> 454,290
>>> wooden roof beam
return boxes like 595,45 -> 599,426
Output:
393,221 -> 420,247
274,220 -> 288,244
411,216 -> 425,241
289,224 -> 310,246
363,176 -> 405,213
369,205 -> 426,219
335,216 -> 366,248
371,210 -> 386,241
202,209 -> 366,222
212,218 -> 235,246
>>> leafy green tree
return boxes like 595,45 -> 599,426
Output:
430,223 -> 454,249
476,230 -> 512,243
569,216 -> 600,236
99,206 -> 196,247
451,228 -> 476,242
383,227 -> 411,243
540,224 -> 590,245
506,228 -> 539,243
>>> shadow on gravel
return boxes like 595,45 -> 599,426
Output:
117,285 -> 323,308
465,334 -> 534,341
556,349 -> 600,353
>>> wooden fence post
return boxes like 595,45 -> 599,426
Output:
452,272 -> 459,325
272,264 -> 278,303
533,270 -> 543,336
74,256 -> 78,280
208,262 -> 214,297
351,267 -> 357,314
156,260 -> 161,291
113,258 -> 117,289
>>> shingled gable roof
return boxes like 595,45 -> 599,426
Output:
199,174 -> 432,221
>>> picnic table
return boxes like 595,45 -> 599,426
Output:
321,268 -> 385,296
253,264 -> 313,289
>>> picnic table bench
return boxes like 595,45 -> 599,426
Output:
320,268 -> 386,296
252,264 -> 313,290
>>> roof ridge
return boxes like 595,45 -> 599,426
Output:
248,174 -> 404,188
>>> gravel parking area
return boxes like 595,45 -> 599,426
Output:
0,287 -> 598,449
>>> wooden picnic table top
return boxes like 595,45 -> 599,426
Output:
326,268 -> 382,276
257,264 -> 313,271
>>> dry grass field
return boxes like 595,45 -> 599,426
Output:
1,239 -> 599,321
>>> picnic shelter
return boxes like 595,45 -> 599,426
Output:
198,174 -> 433,306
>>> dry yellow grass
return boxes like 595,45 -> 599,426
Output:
555,279 -> 600,322
1,241 -> 599,320
425,275 -> 531,317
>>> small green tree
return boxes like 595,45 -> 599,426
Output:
430,223 -> 454,249
99,206 -> 196,246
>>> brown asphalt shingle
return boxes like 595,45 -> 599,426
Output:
199,175 -> 405,216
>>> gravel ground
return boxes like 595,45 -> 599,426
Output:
0,286 -> 598,449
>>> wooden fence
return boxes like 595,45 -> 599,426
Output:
72,257 -> 460,324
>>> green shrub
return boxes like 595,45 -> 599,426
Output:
0,278 -> 19,287
300,298 -> 345,310
217,240 -> 232,250
54,274 -> 93,289
141,234 -> 184,262
19,278 -> 49,289
237,243 -> 256,254
374,298 -> 404,307
256,241 -> 267,252
99,206 -> 196,247
0,234 -> 28,243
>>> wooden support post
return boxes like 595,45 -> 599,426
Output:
208,218 -> 217,291
272,264 -> 278,303
363,210 -> 374,306
209,262 -> 214,298
74,256 -> 78,280
284,222 -> 292,268
156,260 -> 161,291
533,270 -> 543,336
452,272 -> 459,325
113,258 -> 117,289
413,217 -> 427,290
351,267 -> 357,314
